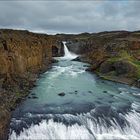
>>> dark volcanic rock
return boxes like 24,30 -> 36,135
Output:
32,96 -> 38,99
72,57 -> 81,61
58,92 -> 65,96
99,61 -> 114,74
114,60 -> 137,76
52,59 -> 59,63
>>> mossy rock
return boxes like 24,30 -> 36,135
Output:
99,59 -> 138,79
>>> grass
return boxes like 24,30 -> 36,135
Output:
132,60 -> 140,79
15,92 -> 21,98
108,50 -> 133,63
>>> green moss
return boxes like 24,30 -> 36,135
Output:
133,60 -> 140,66
133,61 -> 140,79
107,50 -> 133,63
119,50 -> 133,60
15,92 -> 21,98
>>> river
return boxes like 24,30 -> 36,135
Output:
9,42 -> 140,139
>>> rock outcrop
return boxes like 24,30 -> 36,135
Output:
0,29 -> 64,139
60,31 -> 140,86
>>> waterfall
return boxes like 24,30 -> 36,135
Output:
63,41 -> 77,60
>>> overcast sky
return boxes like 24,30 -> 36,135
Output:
0,1 -> 140,34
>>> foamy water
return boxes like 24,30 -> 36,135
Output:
61,41 -> 78,60
10,109 -> 140,140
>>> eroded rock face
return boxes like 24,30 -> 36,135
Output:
114,60 -> 137,76
0,30 -> 53,77
100,60 -> 138,78
52,41 -> 64,57
60,31 -> 140,86
0,29 -> 61,139
99,61 -> 115,74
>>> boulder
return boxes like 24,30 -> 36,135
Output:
114,60 -> 137,76
58,92 -> 65,96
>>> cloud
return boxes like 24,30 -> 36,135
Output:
0,1 -> 140,34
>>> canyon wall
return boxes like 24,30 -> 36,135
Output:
0,29 -> 63,139
60,31 -> 140,86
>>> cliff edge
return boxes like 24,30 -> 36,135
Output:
0,29 -> 63,139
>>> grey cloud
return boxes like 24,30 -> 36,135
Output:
0,1 -> 140,34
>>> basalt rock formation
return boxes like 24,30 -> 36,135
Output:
60,31 -> 140,86
0,29 -> 63,139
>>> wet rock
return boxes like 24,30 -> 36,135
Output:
58,92 -> 65,96
74,90 -> 78,93
85,67 -> 93,72
99,61 -> 114,74
15,97 -> 22,104
83,65 -> 89,67
110,95 -> 114,97
114,60 -> 137,76
32,96 -> 38,99
68,92 -> 73,94
52,59 -> 58,63
72,57 -> 81,61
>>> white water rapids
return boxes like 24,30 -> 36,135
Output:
9,42 -> 140,140
10,109 -> 140,140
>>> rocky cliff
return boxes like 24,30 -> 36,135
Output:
0,29 -> 64,139
61,31 -> 140,87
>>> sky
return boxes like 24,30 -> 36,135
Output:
0,0 -> 140,34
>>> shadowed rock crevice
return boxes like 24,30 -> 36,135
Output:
2,41 -> 8,51
52,41 -> 64,57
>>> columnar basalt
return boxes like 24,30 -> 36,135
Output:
0,29 -> 63,139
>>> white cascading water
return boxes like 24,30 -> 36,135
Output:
9,109 -> 140,139
62,41 -> 77,60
